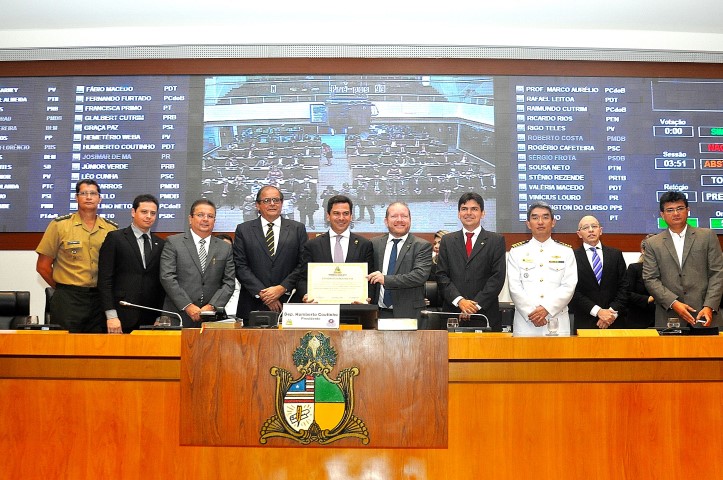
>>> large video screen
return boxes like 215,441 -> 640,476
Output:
1,74 -> 722,233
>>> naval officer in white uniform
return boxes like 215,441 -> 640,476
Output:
508,202 -> 578,336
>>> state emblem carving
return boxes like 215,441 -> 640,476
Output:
260,331 -> 369,445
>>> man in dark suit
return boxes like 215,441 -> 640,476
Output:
368,202 -> 432,319
643,190 -> 723,327
233,185 -> 307,321
300,194 -> 373,300
160,199 -> 235,327
570,215 -> 628,330
98,194 -> 166,333
436,192 -> 506,330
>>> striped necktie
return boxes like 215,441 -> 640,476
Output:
199,238 -> 207,273
590,247 -> 602,284
265,222 -> 275,256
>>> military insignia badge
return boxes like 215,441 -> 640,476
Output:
260,331 -> 369,445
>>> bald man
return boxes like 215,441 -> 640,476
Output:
570,215 -> 628,330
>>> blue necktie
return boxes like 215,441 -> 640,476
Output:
590,247 -> 602,284
382,239 -> 402,308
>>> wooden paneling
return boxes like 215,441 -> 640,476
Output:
0,231 -> 667,252
2,58 -> 723,78
1,333 -> 722,479
0,330 -> 180,356
448,333 -> 723,359
180,329 -> 448,448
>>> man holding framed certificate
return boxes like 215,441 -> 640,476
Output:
368,202 -> 432,319
300,195 -> 373,303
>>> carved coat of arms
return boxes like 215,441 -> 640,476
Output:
260,332 -> 369,445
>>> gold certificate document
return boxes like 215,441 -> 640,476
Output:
307,262 -> 369,304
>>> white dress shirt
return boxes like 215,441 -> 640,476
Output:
669,225 -> 687,268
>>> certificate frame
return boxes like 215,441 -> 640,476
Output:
307,262 -> 368,304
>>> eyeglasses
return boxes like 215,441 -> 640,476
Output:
663,206 -> 687,214
77,191 -> 99,197
258,197 -> 282,204
193,213 -> 215,219
578,224 -> 600,231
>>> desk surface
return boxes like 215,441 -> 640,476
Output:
1,330 -> 722,480
2,329 -> 722,361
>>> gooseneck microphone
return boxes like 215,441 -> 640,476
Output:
420,310 -> 490,329
277,288 -> 297,326
119,300 -> 183,325
420,310 -> 489,321
286,288 -> 297,303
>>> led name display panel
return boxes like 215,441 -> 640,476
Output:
0,75 -> 202,232
495,76 -> 723,232
1,74 -> 722,233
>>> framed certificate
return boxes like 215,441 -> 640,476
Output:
307,262 -> 368,304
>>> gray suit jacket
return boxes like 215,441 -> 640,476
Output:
371,233 -> 432,319
643,226 -> 723,327
160,231 -> 236,327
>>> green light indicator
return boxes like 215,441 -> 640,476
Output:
710,218 -> 723,229
711,127 -> 723,136
658,218 -> 699,229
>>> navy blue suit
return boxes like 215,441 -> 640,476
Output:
298,232 -> 374,298
233,217 -> 307,320
570,244 -> 628,329
436,228 -> 506,330
97,226 -> 165,332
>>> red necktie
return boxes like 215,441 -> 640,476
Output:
465,232 -> 474,257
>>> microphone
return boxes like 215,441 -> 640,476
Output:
285,288 -> 297,303
420,310 -> 490,329
277,288 -> 297,326
421,310 -> 489,320
119,300 -> 183,326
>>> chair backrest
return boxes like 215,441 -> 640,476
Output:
45,287 -> 55,324
0,291 -> 31,329
424,281 -> 441,309
0,291 -> 30,316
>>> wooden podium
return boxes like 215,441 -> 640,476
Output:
3,332 -> 722,479
180,329 -> 449,448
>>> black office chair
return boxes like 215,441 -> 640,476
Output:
423,280 -> 441,310
0,290 -> 31,329
420,281 -> 444,330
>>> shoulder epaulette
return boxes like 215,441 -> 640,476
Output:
103,217 -> 119,228
511,240 -> 530,248
53,213 -> 73,222
554,240 -> 572,248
